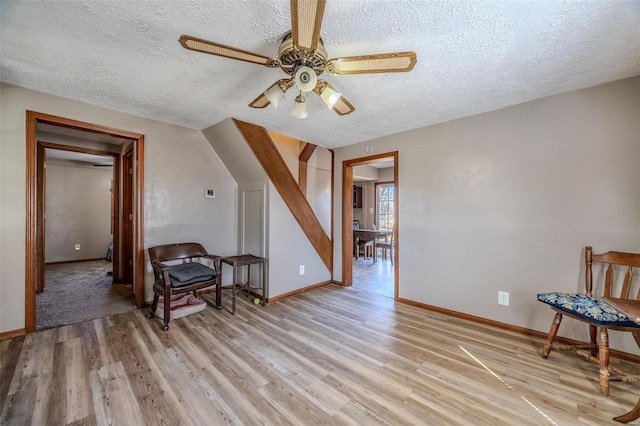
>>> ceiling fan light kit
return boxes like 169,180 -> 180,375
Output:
293,66 -> 317,92
318,84 -> 341,109
292,93 -> 308,119
179,0 -> 417,119
264,82 -> 286,108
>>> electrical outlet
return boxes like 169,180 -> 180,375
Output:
74,244 -> 81,251
299,265 -> 305,275
498,291 -> 509,306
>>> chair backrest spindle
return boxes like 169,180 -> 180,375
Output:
588,248 -> 640,301
585,246 -> 593,297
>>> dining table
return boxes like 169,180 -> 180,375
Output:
353,229 -> 392,262
603,297 -> 640,423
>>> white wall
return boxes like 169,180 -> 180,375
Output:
0,83 -> 238,333
334,76 -> 640,354
45,162 -> 112,262
268,182 -> 331,297
378,167 -> 394,182
306,147 -> 332,236
269,132 -> 333,236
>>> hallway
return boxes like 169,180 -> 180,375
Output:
352,256 -> 394,298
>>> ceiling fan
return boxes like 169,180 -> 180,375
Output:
179,0 -> 417,118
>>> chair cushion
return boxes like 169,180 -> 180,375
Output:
537,292 -> 640,327
168,262 -> 216,287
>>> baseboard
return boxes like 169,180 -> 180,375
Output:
0,328 -> 26,341
268,280 -> 333,303
397,297 -> 640,364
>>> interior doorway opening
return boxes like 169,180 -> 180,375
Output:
342,152 -> 398,300
25,111 -> 145,333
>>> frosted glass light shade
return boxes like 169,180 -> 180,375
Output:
320,86 -> 342,109
294,66 -> 317,92
291,95 -> 308,119
264,83 -> 285,108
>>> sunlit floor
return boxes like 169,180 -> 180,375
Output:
352,251 -> 394,298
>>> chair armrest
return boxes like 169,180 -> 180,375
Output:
203,254 -> 222,261
203,254 -> 222,273
151,259 -> 170,272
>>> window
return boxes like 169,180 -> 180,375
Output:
376,182 -> 394,230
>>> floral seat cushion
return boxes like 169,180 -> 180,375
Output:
537,292 -> 640,327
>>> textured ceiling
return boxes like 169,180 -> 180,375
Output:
2,1 -> 639,149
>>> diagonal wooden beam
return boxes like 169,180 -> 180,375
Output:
233,119 -> 332,271
298,143 -> 317,197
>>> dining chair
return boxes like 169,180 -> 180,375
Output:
537,246 -> 640,395
375,230 -> 394,264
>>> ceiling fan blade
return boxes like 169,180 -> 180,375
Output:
179,35 -> 279,67
249,79 -> 295,108
325,52 -> 417,75
313,81 -> 355,116
290,0 -> 326,52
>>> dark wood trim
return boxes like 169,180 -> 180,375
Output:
0,329 -> 26,341
36,142 -> 45,294
38,141 -> 119,157
342,152 -> 399,298
330,149 -> 335,282
233,119 -> 332,271
299,159 -> 308,196
341,161 -> 353,286
298,143 -> 317,196
398,297 -> 640,364
373,180 -> 394,229
268,281 -> 333,303
393,160 -> 399,301
25,112 -> 38,333
134,137 -> 145,308
25,111 -> 145,333
29,111 -> 144,139
299,141 -> 317,163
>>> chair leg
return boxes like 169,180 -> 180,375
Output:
542,312 -> 563,359
148,294 -> 159,319
599,328 -> 610,396
589,324 -> 598,357
162,291 -> 171,331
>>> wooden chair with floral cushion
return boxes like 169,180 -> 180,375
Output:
537,246 -> 640,395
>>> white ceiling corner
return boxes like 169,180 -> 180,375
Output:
2,0 -> 639,149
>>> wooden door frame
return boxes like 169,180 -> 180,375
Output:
25,111 -> 145,333
342,151 -> 398,300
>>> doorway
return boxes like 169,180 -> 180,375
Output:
342,152 -> 398,300
25,111 -> 145,333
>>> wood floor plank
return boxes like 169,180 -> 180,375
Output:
90,361 -> 144,425
0,336 -> 24,409
1,284 -> 634,425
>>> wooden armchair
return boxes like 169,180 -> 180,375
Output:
537,246 -> 640,395
147,242 -> 221,331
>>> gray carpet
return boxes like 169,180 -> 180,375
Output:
36,260 -> 136,330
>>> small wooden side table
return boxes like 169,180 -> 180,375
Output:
604,297 -> 640,423
220,254 -> 268,315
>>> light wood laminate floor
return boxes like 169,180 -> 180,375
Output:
2,284 -> 639,425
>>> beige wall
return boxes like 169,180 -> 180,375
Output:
335,76 -> 640,354
268,182 -> 331,297
45,162 -> 112,262
0,83 -> 238,333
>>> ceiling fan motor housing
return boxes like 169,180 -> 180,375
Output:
278,31 -> 327,76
